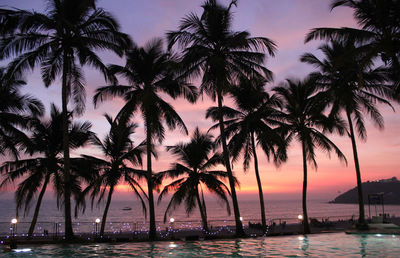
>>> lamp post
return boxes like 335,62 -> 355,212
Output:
9,218 -> 18,249
95,218 -> 100,236
298,214 -> 304,233
168,218 -> 175,239
10,218 -> 17,237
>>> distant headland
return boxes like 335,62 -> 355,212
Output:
331,177 -> 400,205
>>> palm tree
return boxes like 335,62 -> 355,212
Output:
0,104 -> 92,238
167,0 -> 276,236
93,38 -> 197,240
77,114 -> 147,237
0,67 -> 44,158
156,128 -> 233,231
0,0 -> 131,239
305,0 -> 400,95
206,77 -> 287,231
300,40 -> 392,227
273,79 -> 347,234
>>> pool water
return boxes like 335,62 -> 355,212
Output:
2,233 -> 400,257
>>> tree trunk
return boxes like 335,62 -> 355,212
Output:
346,111 -> 366,227
146,128 -> 156,240
196,185 -> 209,231
62,53 -> 74,240
27,174 -> 50,238
201,187 -> 208,221
100,186 -> 114,237
301,140 -> 311,234
251,132 -> 267,231
216,90 -> 244,237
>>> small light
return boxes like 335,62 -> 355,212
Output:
298,214 -> 303,220
169,218 -> 175,223
95,218 -> 101,224
13,248 -> 31,253
11,218 -> 18,224
239,217 -> 243,221
169,242 -> 178,248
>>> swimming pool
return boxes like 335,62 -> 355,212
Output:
3,233 -> 400,257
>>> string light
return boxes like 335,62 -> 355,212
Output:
1,215 -> 327,241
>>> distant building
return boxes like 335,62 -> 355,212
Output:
377,177 -> 398,183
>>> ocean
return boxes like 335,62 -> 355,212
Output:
1,197 -> 400,235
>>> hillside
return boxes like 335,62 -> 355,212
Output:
331,177 -> 400,205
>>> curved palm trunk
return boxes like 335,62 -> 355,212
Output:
196,185 -> 209,231
250,132 -> 267,231
100,186 -> 114,237
27,174 -> 50,238
201,188 -> 208,221
146,128 -> 156,241
62,53 -> 74,240
301,140 -> 311,234
216,90 -> 244,237
346,112 -> 366,227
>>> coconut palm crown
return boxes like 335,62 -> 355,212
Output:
0,104 -> 93,238
156,127 -> 234,231
93,38 -> 198,240
301,39 -> 393,226
305,0 -> 400,96
0,67 -> 44,158
274,78 -> 347,234
206,76 -> 287,231
0,0 -> 131,239
167,0 -> 276,236
76,114 -> 147,237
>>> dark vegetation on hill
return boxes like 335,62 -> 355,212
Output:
331,177 -> 400,205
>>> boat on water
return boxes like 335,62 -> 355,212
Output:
122,207 -> 132,211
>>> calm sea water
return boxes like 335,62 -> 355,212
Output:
1,197 -> 399,224
2,233 -> 400,257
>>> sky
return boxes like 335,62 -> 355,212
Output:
0,0 -> 399,201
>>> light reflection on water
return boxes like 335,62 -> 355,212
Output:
2,233 -> 400,257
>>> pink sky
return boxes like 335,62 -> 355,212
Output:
0,0 -> 399,201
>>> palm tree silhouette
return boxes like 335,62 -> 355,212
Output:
167,0 -> 276,236
0,0 -> 131,239
206,77 -> 287,231
0,104 -> 92,238
274,79 -> 347,234
93,38 -> 197,240
305,0 -> 400,96
0,68 -> 44,158
301,40 -> 392,227
77,115 -> 147,237
156,127 -> 233,231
